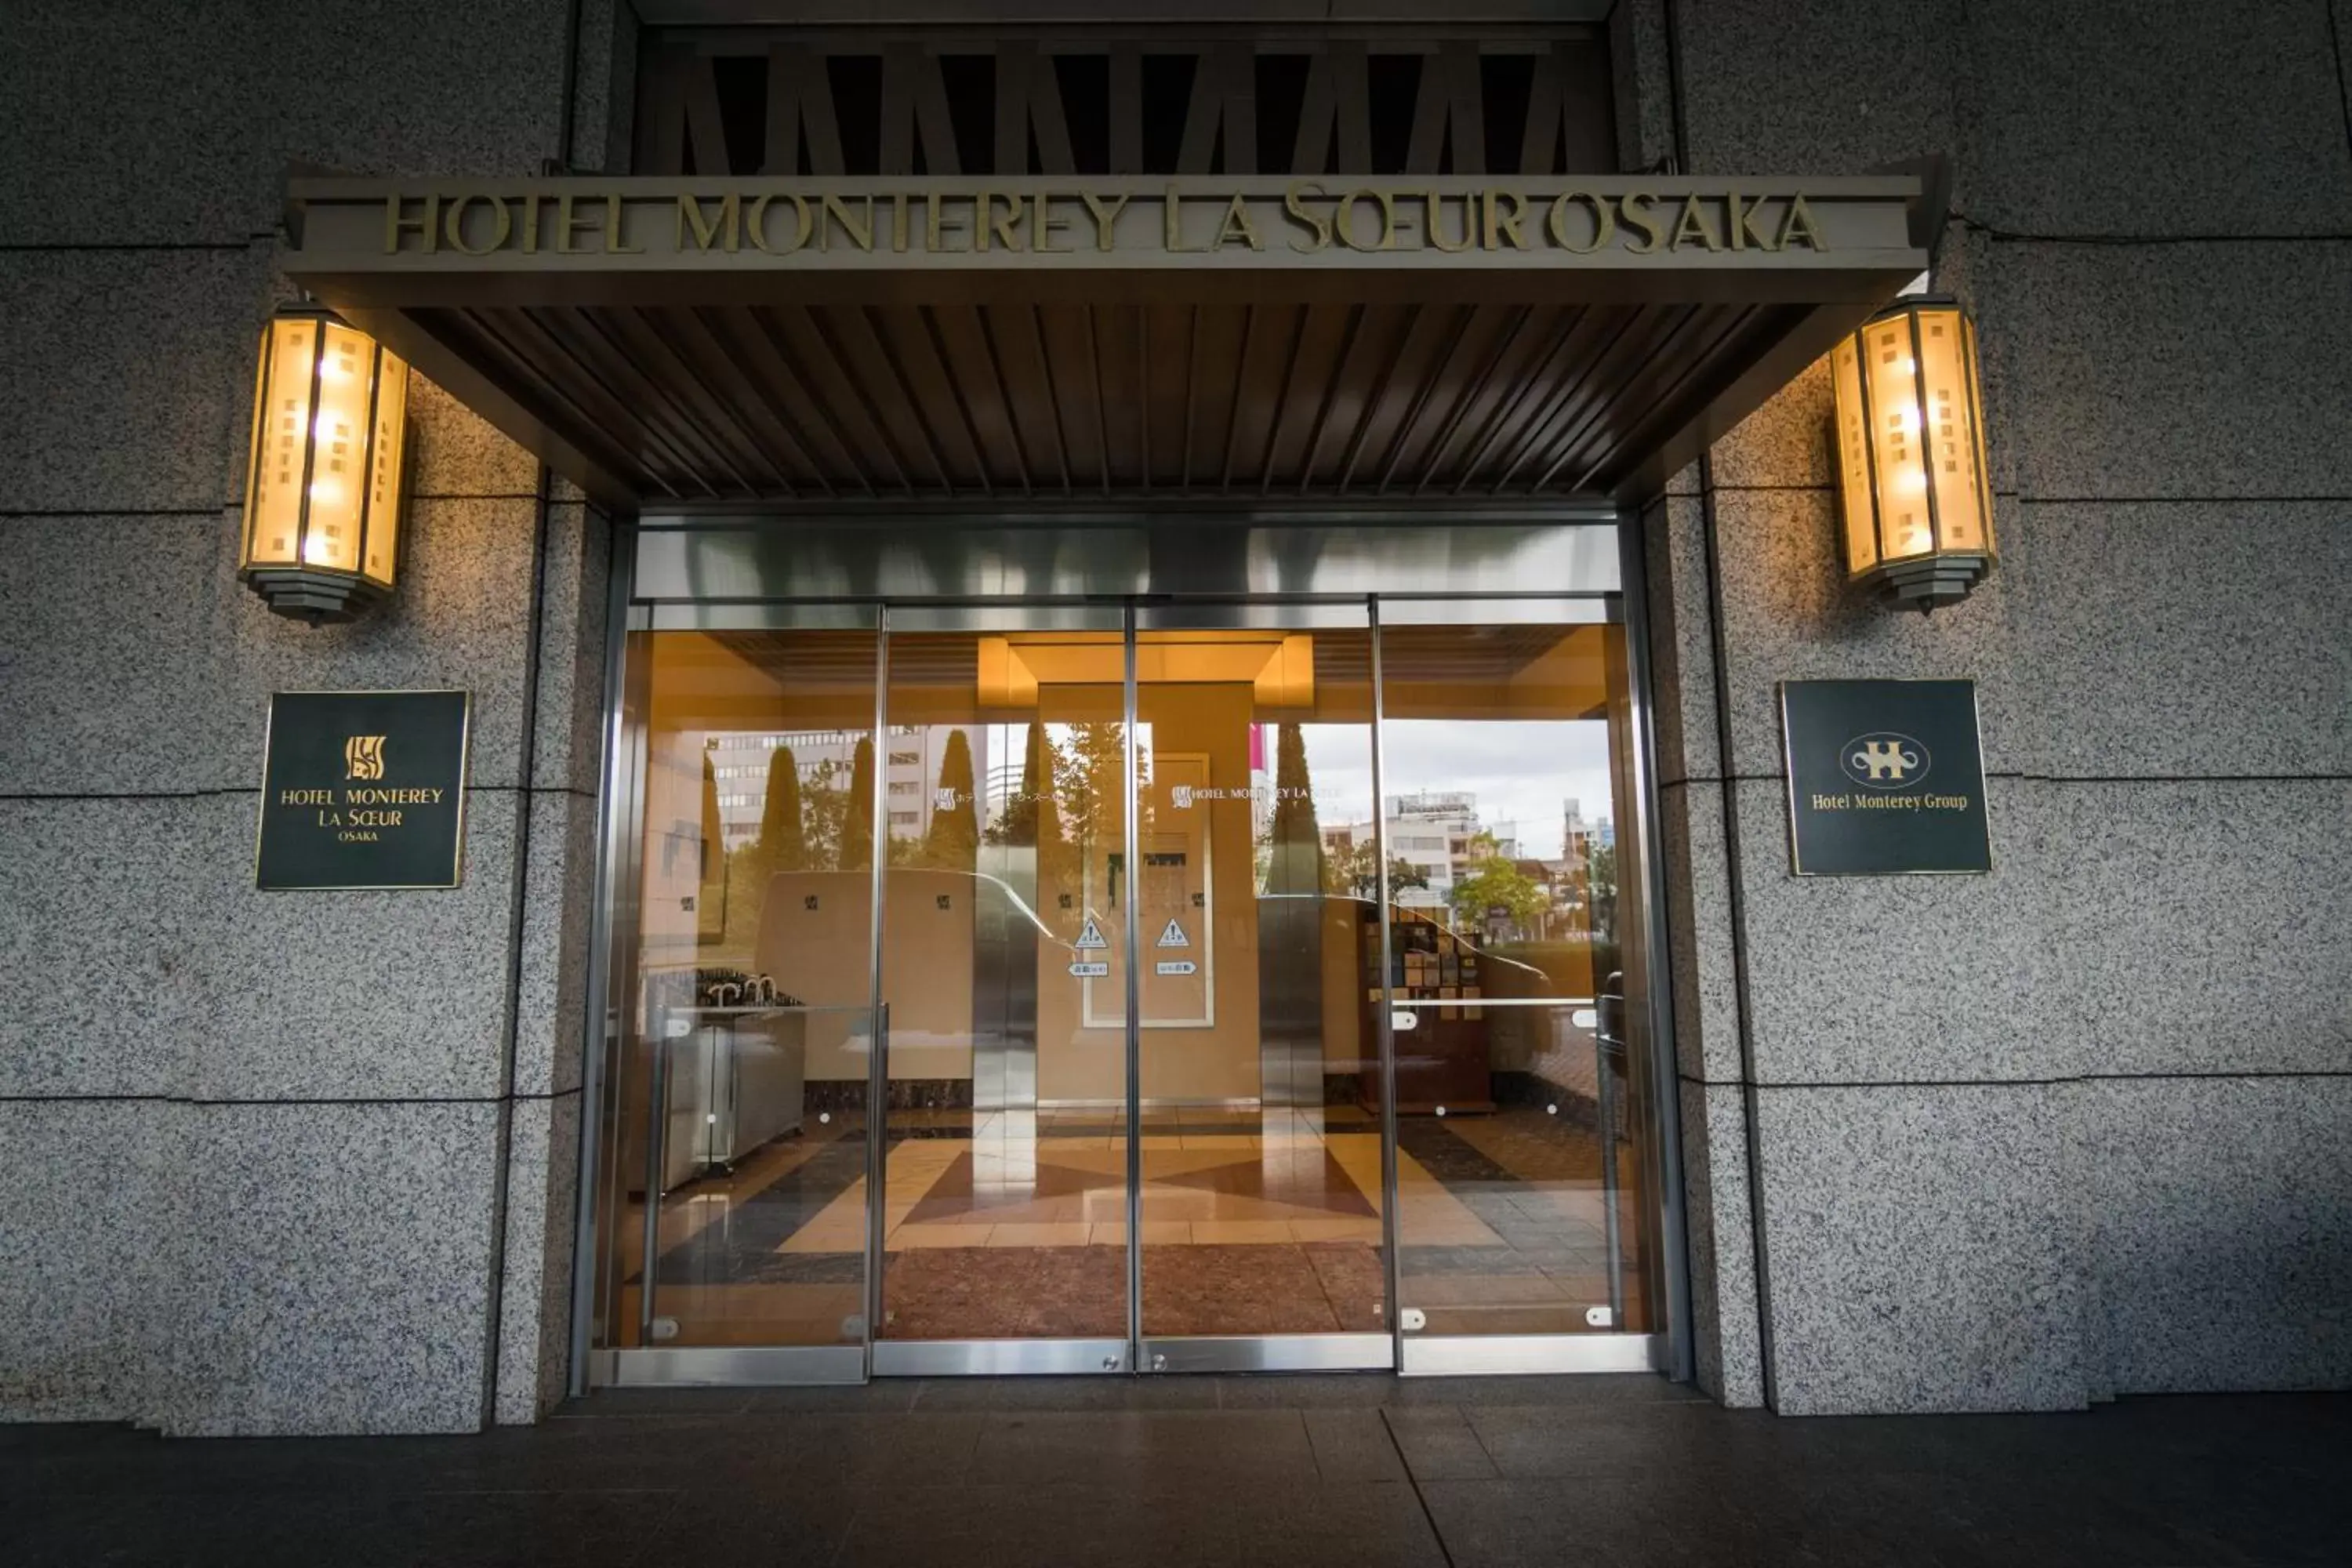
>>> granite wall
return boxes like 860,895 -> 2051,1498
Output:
0,1 -> 633,1434
5,0 -> 2345,1435
1632,0 -> 2352,1412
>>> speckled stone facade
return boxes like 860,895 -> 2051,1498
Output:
1631,0 -> 2352,1412
3,1 -> 2346,1436
0,2 -> 628,1435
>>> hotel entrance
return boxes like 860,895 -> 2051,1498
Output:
580,518 -> 1682,1382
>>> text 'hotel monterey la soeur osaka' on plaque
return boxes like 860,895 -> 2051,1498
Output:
255,690 -> 471,890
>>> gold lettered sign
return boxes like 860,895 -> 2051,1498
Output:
1780,680 -> 1991,877
256,690 -> 470,890
376,181 -> 1837,260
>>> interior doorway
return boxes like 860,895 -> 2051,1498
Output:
583,521 -> 1682,1384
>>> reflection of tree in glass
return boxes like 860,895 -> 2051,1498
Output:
1579,840 -> 1618,942
797,757 -> 855,870
924,729 -> 978,871
698,752 -> 727,942
754,745 -> 806,871
840,736 -> 875,870
1327,841 -> 1429,902
1050,721 -> 1138,874
1263,723 -> 1324,895
733,743 -> 804,941
984,723 -> 1072,896
1447,831 -> 1548,932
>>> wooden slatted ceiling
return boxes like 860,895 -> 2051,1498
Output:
418,298 -> 1798,504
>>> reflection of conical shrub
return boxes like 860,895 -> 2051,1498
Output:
699,751 -> 725,940
1033,728 -> 1070,899
756,745 -> 805,871
841,736 -> 875,871
989,723 -> 1043,846
926,730 -> 979,870
1265,723 -> 1324,895
739,745 -> 802,942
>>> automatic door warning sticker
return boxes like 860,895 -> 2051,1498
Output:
1075,917 -> 1108,949
1069,960 -> 1110,978
1156,960 -> 1197,976
1156,918 -> 1190,948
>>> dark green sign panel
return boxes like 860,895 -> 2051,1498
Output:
1780,680 -> 1990,877
256,690 -> 471,890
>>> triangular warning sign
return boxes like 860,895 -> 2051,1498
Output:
1075,916 -> 1108,949
1156,918 -> 1190,948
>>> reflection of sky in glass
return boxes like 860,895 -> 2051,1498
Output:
1301,720 -> 1613,862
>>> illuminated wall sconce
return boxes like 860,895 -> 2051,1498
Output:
238,309 -> 409,622
1831,296 -> 1995,609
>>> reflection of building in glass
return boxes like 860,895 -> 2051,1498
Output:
1563,797 -> 1614,866
704,724 -> 988,847
1321,789 -> 1521,913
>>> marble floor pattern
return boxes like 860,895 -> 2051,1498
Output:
625,1105 -> 1639,1347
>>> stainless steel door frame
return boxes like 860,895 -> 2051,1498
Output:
1615,514 -> 1696,1384
632,513 -> 1624,608
581,512 -> 1692,1388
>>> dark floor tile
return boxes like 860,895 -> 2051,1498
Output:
1420,1475 -> 1980,1568
741,1381 -> 922,1414
965,1410 -> 1317,1487
1385,1373 -> 1703,1408
13,1491 -> 257,1568
9,1385 -> 2349,1568
612,1487 -> 859,1564
1461,1401 -> 1794,1479
832,1483 -> 1234,1567
1382,1406 -> 1499,1480
1216,1373 -> 1401,1409
1817,1469 -> 2235,1568
1412,1479 -> 1622,1568
1220,1481 -> 1450,1568
909,1374 -> 1221,1412
1304,1408 -> 1410,1482
556,1385 -> 757,1417
20,1490 -> 685,1568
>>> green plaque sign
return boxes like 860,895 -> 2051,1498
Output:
1780,680 -> 1990,877
256,690 -> 471,890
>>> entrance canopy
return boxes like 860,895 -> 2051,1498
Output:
281,173 -> 1935,508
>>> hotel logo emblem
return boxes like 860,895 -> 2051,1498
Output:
1840,732 -> 1927,789
1170,784 -> 1195,809
344,735 -> 387,780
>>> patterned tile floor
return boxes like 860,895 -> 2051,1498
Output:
621,1104 -> 1640,1348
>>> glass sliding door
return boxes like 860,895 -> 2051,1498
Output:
586,535 -> 1679,1385
870,614 -> 1134,1370
595,615 -> 880,1379
1374,603 -> 1667,1372
1131,612 -> 1389,1368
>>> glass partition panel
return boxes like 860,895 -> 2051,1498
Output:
1375,609 -> 1657,1338
1131,619 -> 1386,1342
877,626 -> 1131,1343
611,623 -> 880,1352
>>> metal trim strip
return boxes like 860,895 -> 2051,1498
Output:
1143,1334 -> 1394,1374
1400,1334 -> 1663,1377
872,1338 -> 1130,1377
605,1345 -> 868,1385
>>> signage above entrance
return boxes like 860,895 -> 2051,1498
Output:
365,180 -> 1860,267
281,169 -> 1936,510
